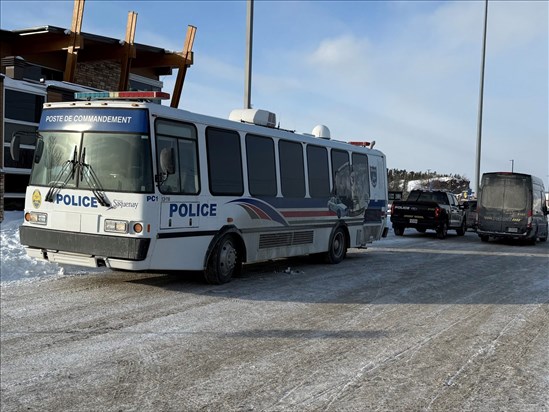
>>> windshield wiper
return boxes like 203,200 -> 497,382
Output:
78,148 -> 110,207
45,146 -> 78,202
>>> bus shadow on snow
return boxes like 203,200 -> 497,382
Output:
126,248 -> 548,306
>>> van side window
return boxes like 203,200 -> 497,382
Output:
533,189 -> 542,214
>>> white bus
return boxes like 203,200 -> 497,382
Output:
16,91 -> 388,283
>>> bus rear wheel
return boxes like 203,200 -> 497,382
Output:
204,235 -> 241,284
326,226 -> 347,264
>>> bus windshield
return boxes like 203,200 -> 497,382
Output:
30,131 -> 154,193
480,175 -> 530,211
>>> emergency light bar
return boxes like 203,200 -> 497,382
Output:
74,91 -> 171,100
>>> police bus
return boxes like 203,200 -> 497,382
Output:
16,91 -> 388,283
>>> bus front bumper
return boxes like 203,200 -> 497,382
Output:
20,226 -> 151,268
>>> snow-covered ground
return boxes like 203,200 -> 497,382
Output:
1,211 -> 62,283
0,211 -> 107,284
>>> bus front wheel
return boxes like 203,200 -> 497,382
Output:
204,235 -> 241,284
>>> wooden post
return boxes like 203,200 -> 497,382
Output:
170,25 -> 196,108
118,11 -> 138,91
64,0 -> 85,82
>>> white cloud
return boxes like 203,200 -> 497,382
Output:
486,0 -> 548,55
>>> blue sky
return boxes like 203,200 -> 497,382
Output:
2,0 -> 548,189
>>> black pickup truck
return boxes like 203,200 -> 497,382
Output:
390,190 -> 466,239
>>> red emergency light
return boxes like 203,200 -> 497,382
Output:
75,91 -> 171,100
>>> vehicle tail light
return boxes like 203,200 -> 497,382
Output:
391,203 -> 395,215
527,210 -> 533,228
434,207 -> 441,219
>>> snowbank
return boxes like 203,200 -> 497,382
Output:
0,211 -> 107,284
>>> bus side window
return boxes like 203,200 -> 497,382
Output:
206,127 -> 243,196
155,118 -> 200,195
279,140 -> 305,198
246,134 -> 276,197
306,145 -> 330,198
156,136 -> 180,193
178,139 -> 199,194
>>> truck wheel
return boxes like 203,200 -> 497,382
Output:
480,235 -> 489,242
326,226 -> 347,264
456,219 -> 466,236
436,222 -> 448,239
204,235 -> 241,284
394,226 -> 405,236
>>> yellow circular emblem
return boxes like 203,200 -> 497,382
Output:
32,189 -> 42,209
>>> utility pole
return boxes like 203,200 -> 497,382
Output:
474,0 -> 489,196
510,159 -> 514,173
244,0 -> 254,109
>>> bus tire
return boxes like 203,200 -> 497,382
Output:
326,226 -> 347,264
204,234 -> 241,284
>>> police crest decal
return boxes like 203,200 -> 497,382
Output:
32,189 -> 42,209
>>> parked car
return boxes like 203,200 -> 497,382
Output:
390,190 -> 466,239
461,200 -> 478,231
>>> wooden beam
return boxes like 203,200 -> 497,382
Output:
75,47 -> 123,62
11,35 -> 83,55
170,25 -> 196,108
118,11 -> 138,91
129,52 -> 190,69
64,0 -> 85,82
130,52 -> 192,69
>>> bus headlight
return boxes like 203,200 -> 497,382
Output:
26,212 -> 48,225
104,219 -> 129,233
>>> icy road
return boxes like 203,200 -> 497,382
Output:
1,230 -> 548,411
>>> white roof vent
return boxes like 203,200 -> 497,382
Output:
312,124 -> 331,140
229,109 -> 276,128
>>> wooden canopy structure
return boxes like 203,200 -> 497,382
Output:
0,0 -> 196,107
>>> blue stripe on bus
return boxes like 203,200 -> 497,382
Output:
255,196 -> 387,209
39,108 -> 149,133
227,198 -> 289,226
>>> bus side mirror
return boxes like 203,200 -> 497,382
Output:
10,133 -> 20,161
159,148 -> 175,175
34,139 -> 44,163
